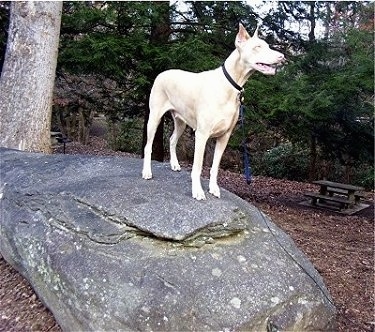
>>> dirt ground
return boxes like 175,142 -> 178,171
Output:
1,138 -> 373,332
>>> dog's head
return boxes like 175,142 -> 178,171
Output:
235,23 -> 285,75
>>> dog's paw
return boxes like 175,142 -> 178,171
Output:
142,169 -> 153,179
170,162 -> 181,172
192,188 -> 206,201
209,184 -> 221,198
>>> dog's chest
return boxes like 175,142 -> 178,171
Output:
209,104 -> 239,137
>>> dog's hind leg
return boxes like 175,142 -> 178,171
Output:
209,132 -> 231,198
191,130 -> 210,200
142,116 -> 158,179
170,115 -> 186,172
142,102 -> 169,179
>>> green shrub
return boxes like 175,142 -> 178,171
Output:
351,164 -> 374,190
253,143 -> 309,181
109,118 -> 143,154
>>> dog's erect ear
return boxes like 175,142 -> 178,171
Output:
235,23 -> 250,48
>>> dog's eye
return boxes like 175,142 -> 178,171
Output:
254,45 -> 261,50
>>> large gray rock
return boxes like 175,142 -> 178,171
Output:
0,148 -> 336,331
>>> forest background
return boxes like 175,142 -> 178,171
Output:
0,1 -> 373,188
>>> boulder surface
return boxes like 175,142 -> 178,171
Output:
0,148 -> 336,331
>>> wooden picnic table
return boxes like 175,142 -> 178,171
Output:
303,180 -> 367,214
312,180 -> 364,204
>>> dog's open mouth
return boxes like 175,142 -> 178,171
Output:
254,63 -> 280,75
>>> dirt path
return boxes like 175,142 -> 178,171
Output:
1,139 -> 373,331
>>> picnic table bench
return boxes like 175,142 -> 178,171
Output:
303,180 -> 368,215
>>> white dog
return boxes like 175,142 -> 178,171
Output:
142,24 -> 284,200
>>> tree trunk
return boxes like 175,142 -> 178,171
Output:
78,107 -> 93,145
141,2 -> 171,162
324,2 -> 332,40
0,1 -> 62,153
308,134 -> 318,181
308,2 -> 316,42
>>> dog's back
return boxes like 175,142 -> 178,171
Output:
152,68 -> 216,98
150,68 -> 220,129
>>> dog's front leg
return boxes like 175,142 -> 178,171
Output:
209,132 -> 231,198
191,131 -> 209,200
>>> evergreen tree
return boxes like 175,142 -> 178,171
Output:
252,1 -> 374,182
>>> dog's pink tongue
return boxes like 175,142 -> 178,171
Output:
261,63 -> 276,75
266,67 -> 276,75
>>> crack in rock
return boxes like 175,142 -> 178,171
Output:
9,191 -> 247,247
